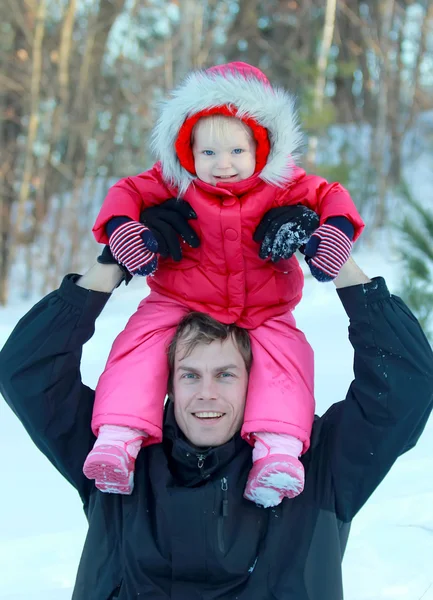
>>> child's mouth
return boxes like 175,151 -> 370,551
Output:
215,174 -> 238,181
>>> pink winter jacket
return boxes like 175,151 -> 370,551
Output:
93,62 -> 364,328
93,162 -> 364,329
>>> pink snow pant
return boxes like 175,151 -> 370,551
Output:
92,292 -> 315,453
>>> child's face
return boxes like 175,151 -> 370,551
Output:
192,119 -> 256,185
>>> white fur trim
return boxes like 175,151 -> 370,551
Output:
151,69 -> 303,194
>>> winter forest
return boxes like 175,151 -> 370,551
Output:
1,2 -> 433,599
1,0 -> 432,335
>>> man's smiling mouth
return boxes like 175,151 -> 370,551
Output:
192,411 -> 225,420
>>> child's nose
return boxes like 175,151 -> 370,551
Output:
216,153 -> 231,169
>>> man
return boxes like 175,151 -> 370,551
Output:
1,248 -> 432,599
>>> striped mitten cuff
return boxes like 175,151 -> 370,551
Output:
108,219 -> 158,276
303,217 -> 354,282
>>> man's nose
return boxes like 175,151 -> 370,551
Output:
198,376 -> 218,400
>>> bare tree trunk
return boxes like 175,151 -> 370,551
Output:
339,0 -> 381,125
0,8 -> 26,305
42,0 -> 126,293
226,0 -> 261,67
164,34 -> 174,91
12,0 -> 46,242
177,0 -> 196,82
196,0 -> 226,67
0,97 -> 22,304
33,0 -> 77,231
24,241 -> 34,299
3,0 -> 46,304
388,7 -> 404,186
5,0 -> 34,47
404,3 -> 432,134
58,0 -> 76,107
307,0 -> 337,166
0,194 -> 12,305
192,1 -> 205,69
372,0 -> 395,230
65,158 -> 86,275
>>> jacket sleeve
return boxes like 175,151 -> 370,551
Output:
321,278 -> 433,522
0,275 -> 111,504
92,163 -> 173,245
279,167 -> 365,241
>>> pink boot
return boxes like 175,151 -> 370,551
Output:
243,433 -> 304,508
83,425 -> 147,495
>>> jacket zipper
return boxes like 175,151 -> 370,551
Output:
197,453 -> 207,480
217,477 -> 228,553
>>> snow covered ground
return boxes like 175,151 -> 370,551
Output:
0,246 -> 432,600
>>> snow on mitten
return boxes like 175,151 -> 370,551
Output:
106,216 -> 158,276
303,216 -> 354,282
254,205 -> 320,262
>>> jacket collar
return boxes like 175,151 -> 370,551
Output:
191,171 -> 265,197
162,400 -> 250,487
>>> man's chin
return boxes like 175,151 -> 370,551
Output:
187,420 -> 233,448
189,431 -> 230,448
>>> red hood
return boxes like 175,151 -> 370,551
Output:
151,62 -> 302,194
206,62 -> 271,85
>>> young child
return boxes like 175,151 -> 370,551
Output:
84,62 -> 364,507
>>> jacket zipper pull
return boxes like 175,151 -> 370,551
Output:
197,454 -> 205,470
221,477 -> 229,517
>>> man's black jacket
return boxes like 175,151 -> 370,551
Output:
1,275 -> 432,600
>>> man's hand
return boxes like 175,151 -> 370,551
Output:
254,205 -> 320,262
140,199 -> 200,262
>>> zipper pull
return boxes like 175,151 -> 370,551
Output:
221,477 -> 229,517
197,454 -> 205,469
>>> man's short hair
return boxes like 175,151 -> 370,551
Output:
167,312 -> 252,394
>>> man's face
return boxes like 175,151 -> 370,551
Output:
171,335 -> 249,448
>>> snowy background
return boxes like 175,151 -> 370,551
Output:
2,1 -> 432,596
0,241 -> 432,600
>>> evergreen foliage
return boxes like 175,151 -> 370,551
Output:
398,181 -> 433,339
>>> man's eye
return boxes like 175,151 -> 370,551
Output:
232,148 -> 244,154
203,150 -> 214,156
182,373 -> 197,379
218,372 -> 234,378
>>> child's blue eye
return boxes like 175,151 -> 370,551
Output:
203,150 -> 215,156
232,148 -> 244,155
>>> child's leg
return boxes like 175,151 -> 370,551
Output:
242,311 -> 315,448
242,313 -> 315,507
92,292 -> 189,442
83,425 -> 147,494
244,432 -> 304,507
84,292 -> 189,494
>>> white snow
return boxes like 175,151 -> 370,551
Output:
0,249 -> 432,600
266,211 -> 319,260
